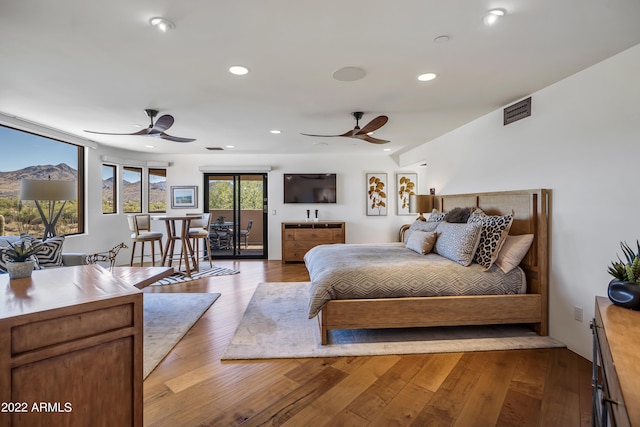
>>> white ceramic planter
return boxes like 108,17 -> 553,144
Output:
5,260 -> 36,279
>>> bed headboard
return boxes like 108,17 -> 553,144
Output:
436,189 -> 550,327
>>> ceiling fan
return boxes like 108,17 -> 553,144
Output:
301,112 -> 390,144
84,109 -> 196,143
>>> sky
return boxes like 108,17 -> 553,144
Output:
0,125 -> 77,171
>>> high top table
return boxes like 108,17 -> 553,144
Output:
151,214 -> 201,277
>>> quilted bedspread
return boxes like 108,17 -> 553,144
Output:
304,243 -> 526,319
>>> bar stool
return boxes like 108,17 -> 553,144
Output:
127,214 -> 164,266
186,213 -> 213,269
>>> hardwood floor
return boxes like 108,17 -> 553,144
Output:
142,260 -> 592,427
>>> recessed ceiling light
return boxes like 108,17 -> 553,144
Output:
383,148 -> 392,152
229,66 -> 249,75
145,144 -> 155,148
332,66 -> 366,82
225,145 -> 235,148
418,73 -> 437,82
484,9 -> 506,26
149,17 -> 175,32
270,130 -> 281,134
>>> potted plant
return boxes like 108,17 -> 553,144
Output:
607,240 -> 640,310
1,240 -> 42,279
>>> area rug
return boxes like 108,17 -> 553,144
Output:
150,266 -> 239,286
144,292 -> 220,378
221,282 -> 565,360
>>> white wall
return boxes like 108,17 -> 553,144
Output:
159,153 -> 414,258
63,149 -> 419,264
399,42 -> 640,360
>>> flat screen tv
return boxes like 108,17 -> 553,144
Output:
284,173 -> 336,203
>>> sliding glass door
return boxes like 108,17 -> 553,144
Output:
203,173 -> 267,259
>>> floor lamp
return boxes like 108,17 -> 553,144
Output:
20,179 -> 77,240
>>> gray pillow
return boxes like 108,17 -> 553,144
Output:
435,222 -> 482,266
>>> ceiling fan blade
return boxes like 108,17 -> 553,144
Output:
149,115 -> 174,134
300,133 -> 342,137
355,115 -> 388,135
159,133 -> 195,143
357,134 -> 390,144
84,129 -> 149,136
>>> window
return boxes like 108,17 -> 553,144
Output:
0,124 -> 85,237
148,168 -> 167,213
102,164 -> 117,214
123,166 -> 142,213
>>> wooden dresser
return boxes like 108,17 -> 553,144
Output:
281,221 -> 345,263
0,265 -> 143,427
592,296 -> 640,426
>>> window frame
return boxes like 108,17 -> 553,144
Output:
0,123 -> 85,237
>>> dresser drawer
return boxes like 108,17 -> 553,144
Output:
11,303 -> 134,354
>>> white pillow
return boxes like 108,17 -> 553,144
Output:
434,222 -> 482,266
406,230 -> 437,255
495,234 -> 534,273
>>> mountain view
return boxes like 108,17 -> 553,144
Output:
0,163 -> 77,198
0,163 -> 79,236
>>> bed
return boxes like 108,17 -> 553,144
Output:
305,189 -> 550,345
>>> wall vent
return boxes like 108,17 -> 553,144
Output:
503,97 -> 531,125
205,147 -> 224,151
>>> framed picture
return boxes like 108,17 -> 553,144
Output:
170,186 -> 197,209
396,172 -> 417,215
366,173 -> 387,216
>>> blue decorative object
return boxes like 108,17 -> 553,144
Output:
608,280 -> 640,310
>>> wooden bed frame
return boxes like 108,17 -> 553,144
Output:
318,188 -> 550,345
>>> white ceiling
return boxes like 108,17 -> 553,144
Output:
2,0 -> 640,157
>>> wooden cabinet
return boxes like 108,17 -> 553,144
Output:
281,221 -> 345,262
592,296 -> 640,427
0,265 -> 143,427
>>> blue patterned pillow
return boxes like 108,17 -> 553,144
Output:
427,209 -> 445,223
434,222 -> 482,266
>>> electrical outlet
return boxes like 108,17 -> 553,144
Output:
574,306 -> 583,322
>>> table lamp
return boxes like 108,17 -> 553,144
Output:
20,179 -> 77,239
409,194 -> 433,221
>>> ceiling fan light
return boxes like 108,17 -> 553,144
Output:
149,17 -> 175,32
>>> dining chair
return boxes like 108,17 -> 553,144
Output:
240,219 -> 253,249
127,214 -> 164,266
186,213 -> 213,268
